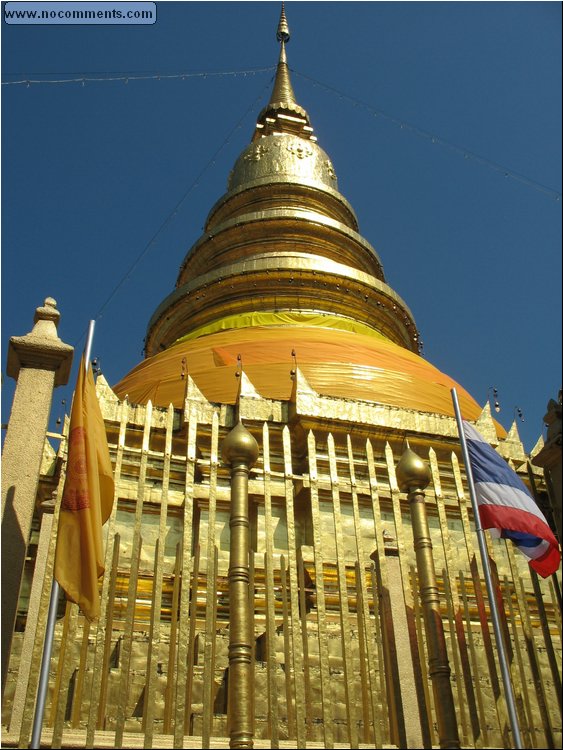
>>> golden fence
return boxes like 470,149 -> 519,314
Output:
2,383 -> 561,749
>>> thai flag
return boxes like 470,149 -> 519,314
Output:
463,421 -> 560,578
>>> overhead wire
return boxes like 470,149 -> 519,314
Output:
292,69 -> 561,202
5,61 -> 559,446
5,62 -> 560,350
4,64 -> 560,201
72,72 -> 275,350
1,66 -> 275,86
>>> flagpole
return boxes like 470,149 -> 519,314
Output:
83,320 -> 95,375
29,579 -> 60,748
29,320 -> 96,749
451,387 -> 523,749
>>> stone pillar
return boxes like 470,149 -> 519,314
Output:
222,421 -> 259,749
396,445 -> 460,750
1,298 -> 73,696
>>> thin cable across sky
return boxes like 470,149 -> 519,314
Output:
4,66 -> 560,201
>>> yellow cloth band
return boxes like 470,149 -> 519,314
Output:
173,311 -> 391,346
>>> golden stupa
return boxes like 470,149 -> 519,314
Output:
2,7 -> 560,750
113,8 -> 485,427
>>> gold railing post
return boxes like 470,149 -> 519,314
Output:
222,421 -> 259,749
396,445 -> 460,750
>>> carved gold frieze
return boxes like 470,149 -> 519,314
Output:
243,144 -> 269,162
286,141 -> 313,160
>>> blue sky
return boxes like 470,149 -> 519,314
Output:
2,1 -> 561,452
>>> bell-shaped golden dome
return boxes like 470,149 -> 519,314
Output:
114,7 -> 496,433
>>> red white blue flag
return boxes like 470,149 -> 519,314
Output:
463,421 -> 560,578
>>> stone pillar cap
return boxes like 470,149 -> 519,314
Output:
33,296 -> 61,325
6,298 -> 74,386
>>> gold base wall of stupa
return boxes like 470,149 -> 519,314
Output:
2,373 -> 561,749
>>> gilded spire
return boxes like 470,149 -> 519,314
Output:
276,2 -> 290,43
252,3 -> 315,141
268,36 -> 297,107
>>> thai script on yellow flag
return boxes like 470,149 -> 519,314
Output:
54,356 -> 114,620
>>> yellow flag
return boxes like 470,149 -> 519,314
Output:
54,356 -> 114,620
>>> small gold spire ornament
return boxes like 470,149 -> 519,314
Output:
277,2 -> 290,43
267,3 -> 297,109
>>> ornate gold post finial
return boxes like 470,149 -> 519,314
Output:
396,445 -> 461,750
223,421 -> 259,748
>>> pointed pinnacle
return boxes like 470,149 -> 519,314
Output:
277,2 -> 290,43
269,45 -> 297,106
269,4 -> 295,104
252,2 -> 313,140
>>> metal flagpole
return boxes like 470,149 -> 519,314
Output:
29,320 -> 96,749
29,580 -> 60,748
451,387 -> 523,749
83,320 -> 96,377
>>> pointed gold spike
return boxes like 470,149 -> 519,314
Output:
529,434 -> 545,459
475,401 -> 499,445
252,2 -> 314,140
94,372 -> 121,408
277,2 -> 290,43
498,420 -> 526,463
183,374 -> 214,425
291,367 -> 317,399
268,42 -> 296,106
238,370 -> 262,399
506,419 -> 522,444
270,2 -> 293,104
